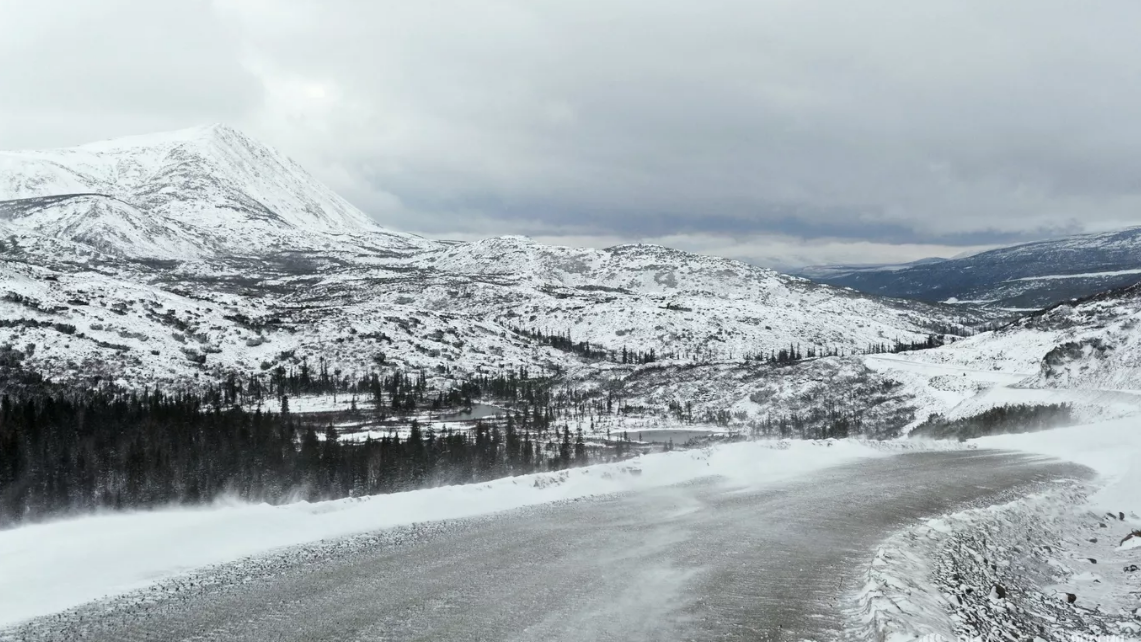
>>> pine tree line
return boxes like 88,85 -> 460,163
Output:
0,389 -> 593,526
908,403 -> 1074,441
511,326 -> 662,364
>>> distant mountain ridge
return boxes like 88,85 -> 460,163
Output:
0,124 -> 425,258
795,256 -> 948,280
798,227 -> 1141,310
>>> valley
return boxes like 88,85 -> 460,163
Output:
0,125 -> 1139,640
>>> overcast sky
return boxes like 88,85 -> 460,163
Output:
2,0 -> 1138,268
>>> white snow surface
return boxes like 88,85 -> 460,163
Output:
973,418 -> 1141,518
0,124 -> 425,257
850,481 -> 1141,642
866,280 -> 1141,425
0,439 -> 879,629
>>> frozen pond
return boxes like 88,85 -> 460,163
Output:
436,403 -> 503,422
628,429 -> 716,444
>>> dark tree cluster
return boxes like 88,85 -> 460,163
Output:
745,344 -> 843,364
212,364 -> 582,431
0,388 -> 592,527
908,403 -> 1074,441
666,401 -> 739,427
865,334 -> 945,355
749,410 -> 864,441
620,346 -> 657,365
464,368 -> 555,407
205,365 -> 428,414
509,326 -> 662,365
215,362 -> 562,418
513,327 -> 610,361
739,335 -> 946,367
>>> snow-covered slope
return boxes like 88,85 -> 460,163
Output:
1019,284 -> 1141,390
0,194 -> 210,258
400,236 -> 972,359
0,124 -> 426,258
0,125 -> 990,395
0,238 -> 985,392
904,282 -> 1141,391
864,281 -> 1141,427
804,226 -> 1141,310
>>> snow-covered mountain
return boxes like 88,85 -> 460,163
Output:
799,227 -> 1141,310
0,125 -> 989,393
0,124 -> 426,258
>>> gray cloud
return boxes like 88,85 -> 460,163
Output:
3,0 -> 1140,265
0,0 -> 258,146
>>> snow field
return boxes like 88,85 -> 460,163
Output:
973,417 -> 1141,520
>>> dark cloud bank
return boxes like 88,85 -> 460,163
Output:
3,0 -> 1138,266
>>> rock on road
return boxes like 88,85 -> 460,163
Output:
4,451 -> 1089,642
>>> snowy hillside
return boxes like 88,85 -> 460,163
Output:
802,226 -> 1141,310
0,126 -> 990,393
862,281 -> 1141,428
0,194 -> 210,258
402,236 -> 972,359
902,282 -> 1141,391
1017,283 -> 1141,390
595,264 -> 1141,440
0,124 -> 426,258
0,234 -> 983,393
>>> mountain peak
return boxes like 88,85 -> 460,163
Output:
0,125 -> 422,258
200,122 -> 238,134
68,122 -> 247,153
187,122 -> 257,145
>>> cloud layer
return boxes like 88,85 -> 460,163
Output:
3,0 -> 1138,266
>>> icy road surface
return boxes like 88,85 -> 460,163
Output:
6,451 -> 1089,642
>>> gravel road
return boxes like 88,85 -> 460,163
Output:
4,450 -> 1089,642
